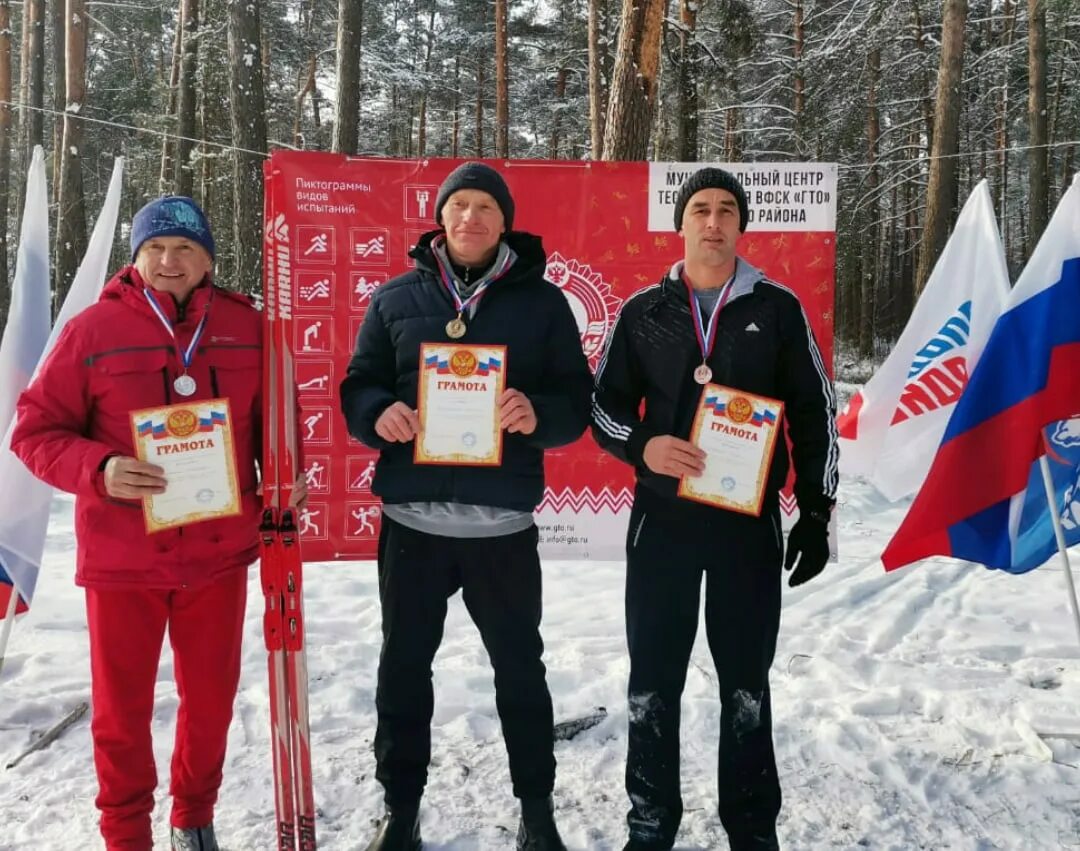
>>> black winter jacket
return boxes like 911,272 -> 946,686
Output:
340,230 -> 592,512
591,259 -> 838,515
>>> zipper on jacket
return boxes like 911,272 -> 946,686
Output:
161,367 -> 173,404
210,367 -> 220,397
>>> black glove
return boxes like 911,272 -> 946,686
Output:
784,511 -> 830,587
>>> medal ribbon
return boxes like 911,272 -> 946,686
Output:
144,287 -> 211,375
432,234 -> 514,319
684,274 -> 734,366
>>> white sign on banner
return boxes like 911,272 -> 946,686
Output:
648,162 -> 838,233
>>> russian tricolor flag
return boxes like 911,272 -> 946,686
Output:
198,409 -> 227,431
883,175 -> 1080,573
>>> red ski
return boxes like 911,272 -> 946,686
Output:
261,179 -> 317,850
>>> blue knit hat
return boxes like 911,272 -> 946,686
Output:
130,196 -> 215,261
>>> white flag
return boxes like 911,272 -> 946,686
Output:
0,146 -> 50,435
836,179 -> 1010,501
0,157 -> 125,615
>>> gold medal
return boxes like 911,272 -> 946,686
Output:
693,364 -> 713,385
446,316 -> 467,339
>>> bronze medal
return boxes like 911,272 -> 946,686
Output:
693,364 -> 713,385
446,317 -> 467,339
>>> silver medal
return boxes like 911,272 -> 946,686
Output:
693,364 -> 713,385
174,374 -> 197,396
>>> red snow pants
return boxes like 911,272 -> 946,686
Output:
84,569 -> 247,850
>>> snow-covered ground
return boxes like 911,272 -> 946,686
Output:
4,479 -> 1080,850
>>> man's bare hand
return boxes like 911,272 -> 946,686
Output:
498,389 -> 537,435
375,402 -> 420,442
642,436 -> 706,478
104,456 -> 168,499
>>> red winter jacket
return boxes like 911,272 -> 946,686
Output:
11,266 -> 263,590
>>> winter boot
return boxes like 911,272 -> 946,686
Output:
516,795 -> 567,851
170,824 -> 219,851
364,804 -> 422,851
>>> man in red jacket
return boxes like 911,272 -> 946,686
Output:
11,196 -> 304,851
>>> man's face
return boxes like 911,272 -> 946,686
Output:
441,189 -> 505,266
679,188 -> 742,268
134,236 -> 212,299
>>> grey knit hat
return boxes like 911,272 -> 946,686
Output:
673,167 -> 749,233
435,162 -> 515,231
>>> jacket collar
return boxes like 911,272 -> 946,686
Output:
411,228 -> 548,281
102,265 -> 214,323
663,256 -> 765,306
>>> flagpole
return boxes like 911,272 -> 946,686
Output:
0,586 -> 19,677
1038,454 -> 1080,648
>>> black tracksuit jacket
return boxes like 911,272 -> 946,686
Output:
591,260 -> 839,516
340,230 -> 592,512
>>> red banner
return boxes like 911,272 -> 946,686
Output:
263,154 -> 836,561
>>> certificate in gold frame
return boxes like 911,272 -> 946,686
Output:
678,383 -> 785,516
129,398 -> 243,533
414,342 -> 507,466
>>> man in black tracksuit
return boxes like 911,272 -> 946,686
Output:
340,163 -> 591,851
591,168 -> 838,851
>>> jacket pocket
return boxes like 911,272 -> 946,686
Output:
204,346 -> 261,411
92,347 -> 172,411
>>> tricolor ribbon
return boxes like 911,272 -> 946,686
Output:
683,274 -> 735,367
432,235 -> 514,319
144,287 -> 212,375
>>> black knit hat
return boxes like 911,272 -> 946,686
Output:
435,162 -> 515,231
673,167 -> 749,233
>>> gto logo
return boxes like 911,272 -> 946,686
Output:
544,252 -> 623,371
450,349 -> 478,377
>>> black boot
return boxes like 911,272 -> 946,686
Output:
516,795 -> 567,851
364,805 -> 422,851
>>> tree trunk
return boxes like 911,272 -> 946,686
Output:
21,0 -> 44,163
451,55 -> 460,157
294,52 -> 317,148
994,0 -> 1016,236
915,0 -> 967,297
793,0 -> 805,141
601,0 -> 666,161
417,3 -> 436,157
293,0 -> 317,149
55,0 -> 88,312
0,0 -> 11,303
724,80 -> 741,161
910,0 -> 935,151
494,0 -> 508,157
858,45 -> 881,358
475,56 -> 484,157
1027,0 -> 1048,246
588,0 -> 604,159
50,0 -> 65,202
676,0 -> 697,160
175,0 -> 200,196
549,66 -> 568,159
332,0 -> 363,154
160,7 -> 183,193
228,0 -> 268,295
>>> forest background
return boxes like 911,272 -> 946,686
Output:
0,0 -> 1074,365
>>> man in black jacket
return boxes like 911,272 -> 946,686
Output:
341,162 -> 591,851
592,167 -> 838,851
